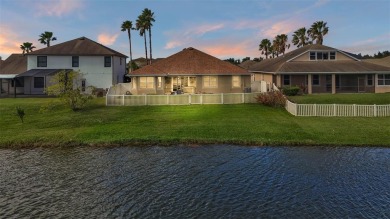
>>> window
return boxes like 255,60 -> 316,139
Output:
104,56 -> 111,67
232,76 -> 241,87
310,52 -> 316,60
72,56 -> 79,67
34,77 -> 44,88
316,52 -> 323,60
323,52 -> 329,60
139,77 -> 154,88
283,75 -> 290,86
378,74 -> 390,85
203,76 -> 217,88
157,77 -> 162,88
37,56 -> 47,67
330,52 -> 336,60
312,75 -> 320,85
367,75 -> 373,86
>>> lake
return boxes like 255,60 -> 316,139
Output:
0,145 -> 389,218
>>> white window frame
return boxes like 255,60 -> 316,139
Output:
378,74 -> 390,86
232,76 -> 241,88
139,77 -> 155,89
203,76 -> 218,88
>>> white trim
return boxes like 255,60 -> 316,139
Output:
286,49 -> 361,62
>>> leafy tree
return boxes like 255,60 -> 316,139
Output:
259,39 -> 271,59
46,70 -> 92,111
38,31 -> 57,47
121,20 -> 134,72
20,42 -> 36,54
307,21 -> 328,45
136,14 -> 149,65
141,8 -> 155,65
292,27 -> 311,48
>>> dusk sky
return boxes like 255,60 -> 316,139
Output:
0,0 -> 389,61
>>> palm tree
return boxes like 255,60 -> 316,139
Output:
275,34 -> 290,55
307,21 -> 329,45
38,31 -> 57,47
141,8 -> 155,65
292,27 -> 310,48
259,39 -> 271,59
20,42 -> 36,54
121,20 -> 134,72
272,37 -> 280,58
136,14 -> 148,65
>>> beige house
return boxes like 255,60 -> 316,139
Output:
129,47 -> 251,95
249,44 -> 390,94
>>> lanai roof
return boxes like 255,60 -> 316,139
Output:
28,37 -> 127,58
249,44 -> 390,73
130,47 -> 249,76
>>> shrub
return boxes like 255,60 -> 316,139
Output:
255,91 -> 286,107
282,86 -> 300,96
16,106 -> 25,123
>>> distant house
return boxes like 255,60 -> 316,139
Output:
129,47 -> 251,95
0,54 -> 27,95
1,37 -> 127,96
249,44 -> 390,93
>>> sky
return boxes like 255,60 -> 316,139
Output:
0,0 -> 389,61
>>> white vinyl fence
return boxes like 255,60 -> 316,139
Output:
106,93 -> 259,106
286,100 -> 390,117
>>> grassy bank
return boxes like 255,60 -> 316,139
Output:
288,93 -> 390,104
1,97 -> 389,148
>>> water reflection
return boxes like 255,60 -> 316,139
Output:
0,146 -> 389,218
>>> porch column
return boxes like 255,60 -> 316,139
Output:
276,75 -> 282,87
332,74 -> 336,94
308,74 -> 312,94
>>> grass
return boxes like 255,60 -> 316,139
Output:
0,97 -> 389,148
288,93 -> 390,104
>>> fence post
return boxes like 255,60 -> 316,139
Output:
314,104 -> 317,116
295,102 -> 298,116
201,94 -> 203,104
374,104 -> 377,117
122,94 -> 125,106
189,94 -> 191,105
242,93 -> 245,103
167,95 -> 169,105
333,104 -> 336,116
221,93 -> 224,104
353,104 -> 356,116
144,94 -> 147,106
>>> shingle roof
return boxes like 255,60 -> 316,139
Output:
28,37 -> 127,58
248,44 -> 390,73
0,54 -> 27,75
130,47 -> 249,76
363,56 -> 390,67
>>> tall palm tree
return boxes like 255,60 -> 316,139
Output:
20,42 -> 36,54
272,37 -> 280,58
38,31 -> 57,47
307,21 -> 329,45
141,8 -> 155,65
136,14 -> 148,65
275,34 -> 290,55
259,39 -> 271,59
121,20 -> 134,72
292,27 -> 310,48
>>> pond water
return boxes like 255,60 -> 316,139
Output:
0,145 -> 389,218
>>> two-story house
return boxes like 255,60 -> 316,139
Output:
15,37 -> 127,95
249,44 -> 390,93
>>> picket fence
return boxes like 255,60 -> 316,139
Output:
285,100 -> 390,117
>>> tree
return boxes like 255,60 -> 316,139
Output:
259,39 -> 271,59
242,57 -> 250,62
141,8 -> 155,65
271,39 -> 280,58
292,27 -> 311,48
136,14 -> 148,65
307,21 -> 328,45
274,34 -> 290,55
46,70 -> 91,111
38,31 -> 57,47
20,42 -> 36,54
121,20 -> 134,72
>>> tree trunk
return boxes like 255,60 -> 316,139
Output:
144,34 -> 148,65
149,26 -> 152,65
128,29 -> 133,72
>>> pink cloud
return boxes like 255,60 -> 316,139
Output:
97,33 -> 119,46
35,0 -> 83,17
0,25 -> 34,58
261,19 -> 304,38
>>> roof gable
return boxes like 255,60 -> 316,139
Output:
28,37 -> 127,57
131,47 -> 249,75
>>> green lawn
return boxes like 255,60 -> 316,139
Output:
0,97 -> 389,148
288,93 -> 390,104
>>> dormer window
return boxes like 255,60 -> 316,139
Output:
330,52 -> 336,60
310,52 -> 316,60
310,51 -> 336,61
